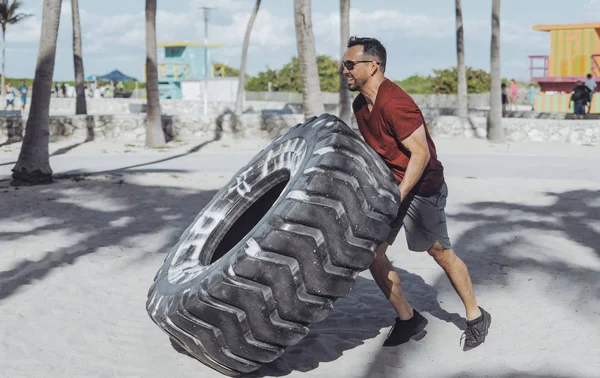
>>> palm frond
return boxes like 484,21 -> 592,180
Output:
8,12 -> 31,24
0,0 -> 32,26
8,1 -> 23,15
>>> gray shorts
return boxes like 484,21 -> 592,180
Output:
387,182 -> 452,252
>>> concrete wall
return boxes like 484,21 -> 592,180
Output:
32,93 -> 502,117
428,116 -> 600,145
0,113 -> 306,142
4,96 -> 600,146
35,98 -> 294,116
245,91 -> 529,109
4,111 -> 600,147
246,91 -> 341,103
420,107 -> 583,121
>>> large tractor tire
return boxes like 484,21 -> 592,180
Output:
146,113 -> 400,376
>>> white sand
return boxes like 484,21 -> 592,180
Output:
0,136 -> 272,158
1,137 -> 600,378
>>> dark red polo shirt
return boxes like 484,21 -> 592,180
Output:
352,78 -> 445,197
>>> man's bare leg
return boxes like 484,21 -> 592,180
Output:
370,242 -> 429,346
427,241 -> 481,321
369,242 -> 414,320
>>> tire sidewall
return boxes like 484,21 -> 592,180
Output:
152,116 -> 332,296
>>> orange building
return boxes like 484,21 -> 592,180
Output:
529,23 -> 600,112
530,23 -> 600,91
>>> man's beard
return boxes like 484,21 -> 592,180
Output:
347,75 -> 364,91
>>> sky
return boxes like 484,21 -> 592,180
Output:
5,0 -> 600,82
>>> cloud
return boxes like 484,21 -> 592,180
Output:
230,9 -> 294,47
585,0 -> 600,13
78,4 -> 293,51
312,8 -> 546,63
3,6 -> 41,44
501,21 -> 547,48
3,1 -> 562,81
350,10 -> 453,39
314,9 -> 453,45
55,1 -> 295,79
188,0 -> 252,14
462,17 -> 546,49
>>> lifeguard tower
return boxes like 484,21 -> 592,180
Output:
145,42 -> 222,99
529,23 -> 600,112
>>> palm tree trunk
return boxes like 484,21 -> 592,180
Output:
71,0 -> 87,117
294,0 -> 324,118
234,0 -> 261,116
11,0 -> 62,186
455,0 -> 467,117
338,0 -> 351,125
487,0 -> 504,142
145,0 -> 165,147
2,25 -> 5,93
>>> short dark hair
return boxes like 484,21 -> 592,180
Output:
347,36 -> 387,73
587,73 -> 593,79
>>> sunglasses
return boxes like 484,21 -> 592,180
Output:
342,60 -> 380,70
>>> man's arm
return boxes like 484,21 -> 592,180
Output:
399,125 -> 430,201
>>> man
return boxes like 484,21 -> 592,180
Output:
17,80 -> 28,111
571,81 -> 590,119
4,81 -> 16,110
584,74 -> 596,114
342,37 -> 491,351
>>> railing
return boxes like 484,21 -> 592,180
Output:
593,54 -> 600,78
530,54 -> 600,81
529,55 -> 548,81
158,63 -> 189,81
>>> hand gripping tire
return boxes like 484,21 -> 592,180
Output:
146,114 -> 400,376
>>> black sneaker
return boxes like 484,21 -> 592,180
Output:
383,310 -> 428,347
461,307 -> 491,351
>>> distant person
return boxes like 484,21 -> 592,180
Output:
501,82 -> 508,117
61,82 -> 66,97
17,80 -> 28,111
509,79 -> 518,110
584,73 -> 596,114
528,84 -> 537,111
89,82 -> 97,97
4,81 -> 17,110
66,83 -> 75,98
54,82 -> 60,97
116,80 -> 125,96
570,81 -> 590,119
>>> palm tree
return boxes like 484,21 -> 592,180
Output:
487,0 -> 504,141
71,0 -> 86,116
145,0 -> 165,147
234,0 -> 261,116
11,0 -> 62,186
0,0 -> 32,92
455,0 -> 467,118
338,0 -> 351,125
294,0 -> 324,118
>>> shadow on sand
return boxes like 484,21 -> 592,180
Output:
0,173 -> 219,302
3,170 -> 599,377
